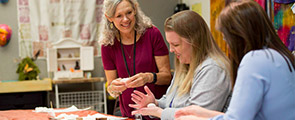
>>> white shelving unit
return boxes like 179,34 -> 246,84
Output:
47,38 -> 107,113
47,38 -> 94,80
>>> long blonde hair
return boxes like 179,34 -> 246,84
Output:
165,10 -> 230,96
99,0 -> 152,46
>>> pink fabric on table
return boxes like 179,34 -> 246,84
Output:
0,110 -> 98,120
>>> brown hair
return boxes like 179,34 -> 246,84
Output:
165,10 -> 230,96
216,0 -> 295,86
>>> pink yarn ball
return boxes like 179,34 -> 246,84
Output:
0,24 -> 12,47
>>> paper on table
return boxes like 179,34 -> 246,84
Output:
79,113 -> 127,120
55,113 -> 79,120
34,105 -> 91,113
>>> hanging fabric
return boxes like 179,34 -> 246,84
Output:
274,0 -> 295,4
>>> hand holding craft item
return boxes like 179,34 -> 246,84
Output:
121,78 -> 130,86
0,24 -> 12,47
121,78 -> 129,83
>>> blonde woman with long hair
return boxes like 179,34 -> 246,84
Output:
129,10 -> 232,120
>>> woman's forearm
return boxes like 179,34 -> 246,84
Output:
155,71 -> 171,85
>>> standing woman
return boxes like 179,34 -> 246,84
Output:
129,10 -> 232,120
174,1 -> 295,120
99,0 -> 171,118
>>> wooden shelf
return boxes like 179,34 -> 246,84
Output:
0,79 -> 52,93
52,77 -> 106,84
57,58 -> 80,61
56,46 -> 80,49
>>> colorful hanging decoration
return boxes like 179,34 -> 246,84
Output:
17,0 -> 101,58
288,26 -> 295,51
273,2 -> 295,51
210,0 -> 228,55
274,0 -> 295,4
0,24 -> 12,47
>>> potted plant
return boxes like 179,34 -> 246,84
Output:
16,50 -> 41,81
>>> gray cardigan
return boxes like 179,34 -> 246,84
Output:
157,57 -> 232,120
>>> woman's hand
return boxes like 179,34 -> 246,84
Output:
109,78 -> 127,93
131,106 -> 163,118
125,73 -> 153,88
129,86 -> 156,109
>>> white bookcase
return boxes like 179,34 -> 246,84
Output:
47,38 -> 94,80
47,38 -> 106,113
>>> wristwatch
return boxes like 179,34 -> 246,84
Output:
151,72 -> 157,84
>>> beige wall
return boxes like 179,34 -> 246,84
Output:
0,0 -> 177,81
0,0 -> 21,81
183,0 -> 210,28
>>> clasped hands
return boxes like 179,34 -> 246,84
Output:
108,73 -> 153,98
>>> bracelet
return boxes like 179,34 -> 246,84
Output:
151,72 -> 157,84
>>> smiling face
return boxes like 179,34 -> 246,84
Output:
108,0 -> 136,35
166,31 -> 192,64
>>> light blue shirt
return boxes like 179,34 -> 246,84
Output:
211,48 -> 295,120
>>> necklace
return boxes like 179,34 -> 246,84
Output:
123,45 -> 134,59
119,30 -> 136,77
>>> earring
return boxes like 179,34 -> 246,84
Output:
110,22 -> 114,29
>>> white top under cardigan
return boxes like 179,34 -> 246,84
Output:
157,57 -> 232,120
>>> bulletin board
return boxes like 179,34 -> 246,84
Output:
17,0 -> 104,58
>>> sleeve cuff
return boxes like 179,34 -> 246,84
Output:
157,99 -> 166,109
210,115 -> 224,120
161,108 -> 179,120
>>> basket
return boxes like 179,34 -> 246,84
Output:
58,90 -> 104,113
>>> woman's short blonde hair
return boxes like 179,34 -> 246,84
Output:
99,0 -> 152,46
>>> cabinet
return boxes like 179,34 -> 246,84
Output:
47,38 -> 94,80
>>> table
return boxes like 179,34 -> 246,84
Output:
0,79 -> 52,93
0,79 -> 52,110
52,77 -> 107,114
0,109 -> 132,120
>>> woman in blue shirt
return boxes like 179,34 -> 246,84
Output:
174,0 -> 295,120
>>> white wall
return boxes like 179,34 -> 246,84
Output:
183,0 -> 210,28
